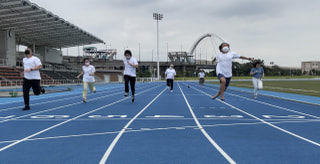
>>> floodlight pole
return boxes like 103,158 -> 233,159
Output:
153,13 -> 163,80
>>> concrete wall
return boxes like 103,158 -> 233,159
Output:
0,30 -> 16,66
36,46 -> 62,64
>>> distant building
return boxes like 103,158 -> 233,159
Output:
301,61 -> 320,74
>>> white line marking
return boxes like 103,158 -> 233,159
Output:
145,115 -> 185,118
0,84 -> 161,152
30,115 -> 70,119
0,98 -> 127,152
3,119 -> 320,145
190,83 -> 320,147
262,115 -> 305,119
0,115 -> 15,119
226,92 -> 320,119
204,115 -> 243,118
177,82 -> 236,164
99,87 -> 167,164
0,84 -> 160,124
88,115 -> 128,119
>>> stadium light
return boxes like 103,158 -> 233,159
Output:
153,12 -> 163,80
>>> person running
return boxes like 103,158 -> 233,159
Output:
198,69 -> 205,88
165,64 -> 176,92
123,49 -> 138,102
22,48 -> 45,110
250,61 -> 264,98
212,42 -> 254,100
77,58 -> 96,103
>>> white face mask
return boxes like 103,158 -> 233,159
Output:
85,62 -> 90,66
222,46 -> 230,53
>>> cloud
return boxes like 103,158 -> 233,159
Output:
30,0 -> 320,67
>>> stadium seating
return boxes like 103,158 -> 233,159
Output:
0,66 -> 80,86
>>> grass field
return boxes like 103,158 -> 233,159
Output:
175,76 -> 320,97
209,79 -> 320,97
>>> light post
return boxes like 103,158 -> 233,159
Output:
138,43 -> 140,63
105,43 -> 111,59
153,12 -> 163,80
105,44 -> 111,51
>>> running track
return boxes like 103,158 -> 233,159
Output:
0,81 -> 319,164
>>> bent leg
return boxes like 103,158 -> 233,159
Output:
31,80 -> 41,96
88,82 -> 95,92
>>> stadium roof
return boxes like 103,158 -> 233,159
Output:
0,0 -> 105,48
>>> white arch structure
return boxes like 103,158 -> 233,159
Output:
189,33 -> 225,56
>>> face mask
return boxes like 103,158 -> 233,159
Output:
85,62 -> 90,66
222,46 -> 229,53
126,57 -> 131,60
25,50 -> 30,55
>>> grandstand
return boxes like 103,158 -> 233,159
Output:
0,0 -> 114,87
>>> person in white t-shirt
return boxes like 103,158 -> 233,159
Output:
77,58 -> 96,103
22,48 -> 45,110
123,49 -> 138,102
212,42 -> 253,100
198,69 -> 205,88
165,64 -> 176,92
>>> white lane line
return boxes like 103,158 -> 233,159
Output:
177,82 -> 236,164
199,83 -> 320,119
0,84 -> 161,152
0,98 -> 127,152
2,119 -> 319,145
0,83 -> 152,111
191,83 -> 320,147
0,88 -> 122,117
228,92 -> 320,119
145,115 -> 185,118
0,84 -> 157,124
204,115 -> 243,118
99,87 -> 167,164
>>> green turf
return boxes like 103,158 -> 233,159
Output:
209,80 -> 320,97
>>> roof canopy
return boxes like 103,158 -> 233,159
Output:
0,0 -> 105,48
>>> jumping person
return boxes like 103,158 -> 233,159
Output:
77,58 -> 96,103
123,49 -> 138,102
165,64 -> 176,92
22,48 -> 45,110
198,69 -> 205,88
250,61 -> 264,98
212,42 -> 254,100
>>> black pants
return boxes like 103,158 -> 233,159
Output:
23,78 -> 41,106
166,79 -> 174,90
124,75 -> 136,96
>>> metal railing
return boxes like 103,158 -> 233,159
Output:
0,79 -> 83,87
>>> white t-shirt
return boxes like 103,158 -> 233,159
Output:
23,56 -> 42,80
82,65 -> 95,82
216,52 -> 240,78
198,72 -> 205,78
165,68 -> 176,79
123,57 -> 138,77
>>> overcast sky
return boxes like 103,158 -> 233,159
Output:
31,0 -> 320,67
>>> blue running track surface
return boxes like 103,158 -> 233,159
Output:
0,81 -> 319,164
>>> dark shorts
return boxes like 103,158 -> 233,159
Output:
217,74 -> 231,88
199,78 -> 205,84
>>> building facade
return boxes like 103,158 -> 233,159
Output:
301,61 -> 320,74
